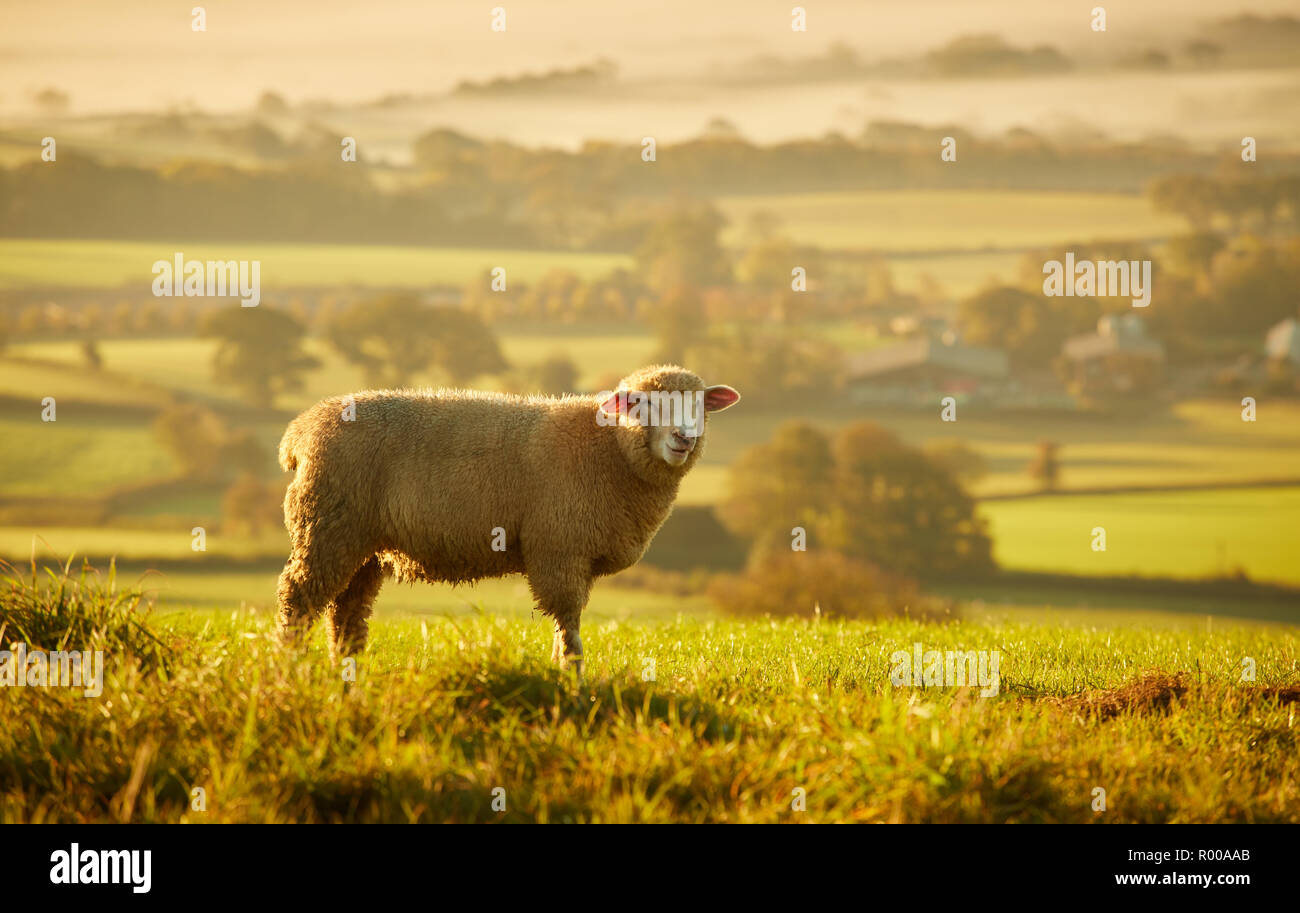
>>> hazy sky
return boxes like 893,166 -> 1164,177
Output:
2,0 -> 1296,115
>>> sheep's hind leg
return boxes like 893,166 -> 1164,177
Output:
325,556 -> 385,661
275,542 -> 364,649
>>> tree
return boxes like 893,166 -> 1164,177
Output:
1208,236 -> 1300,334
635,207 -> 731,292
81,340 -> 103,370
827,423 -> 993,577
648,285 -> 704,365
1164,232 -> 1225,284
518,353 -> 579,394
1185,40 -> 1223,68
685,329 -> 842,408
153,403 -> 267,481
718,421 -> 993,578
32,87 -> 70,114
922,440 -> 989,486
200,306 -> 318,406
256,90 -> 291,116
222,472 -> 284,535
1027,441 -> 1061,491
328,294 -> 508,387
1150,175 -> 1223,230
411,128 -> 485,171
153,404 -> 229,480
715,421 -> 835,553
958,285 -> 1069,371
434,307 -> 511,383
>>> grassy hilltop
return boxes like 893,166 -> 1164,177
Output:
2,563 -> 1297,824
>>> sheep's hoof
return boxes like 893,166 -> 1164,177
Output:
275,623 -> 308,649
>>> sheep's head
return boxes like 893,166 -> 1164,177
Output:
598,365 -> 740,473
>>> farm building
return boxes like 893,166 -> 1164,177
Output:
1061,313 -> 1165,395
844,336 -> 1010,404
1266,318 -> 1300,364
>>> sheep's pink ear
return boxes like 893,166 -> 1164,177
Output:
703,385 -> 740,412
598,390 -> 625,418
599,390 -> 644,417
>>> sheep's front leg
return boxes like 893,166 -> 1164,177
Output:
528,563 -> 592,678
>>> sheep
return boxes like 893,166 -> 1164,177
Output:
274,364 -> 740,674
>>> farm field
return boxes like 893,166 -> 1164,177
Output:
0,358 -> 173,409
715,190 -> 1185,253
4,572 -> 1297,823
0,417 -> 177,497
981,487 -> 1300,586
5,526 -> 288,562
0,239 -> 632,290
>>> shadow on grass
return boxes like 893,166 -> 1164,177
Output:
437,663 -> 736,741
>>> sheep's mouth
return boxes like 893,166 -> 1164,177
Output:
667,443 -> 693,455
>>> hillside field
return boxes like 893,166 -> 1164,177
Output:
715,190 -> 1184,252
0,239 -> 632,290
980,487 -> 1300,586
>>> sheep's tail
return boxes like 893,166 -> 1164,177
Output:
278,417 -> 306,472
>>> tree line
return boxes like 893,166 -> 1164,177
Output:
8,127 -> 1298,249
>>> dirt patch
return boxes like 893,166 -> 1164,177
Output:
1048,672 -> 1300,721
1254,685 -> 1300,705
1058,673 -> 1188,720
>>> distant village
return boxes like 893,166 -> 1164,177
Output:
846,311 -> 1300,410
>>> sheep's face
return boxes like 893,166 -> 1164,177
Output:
599,366 -> 741,471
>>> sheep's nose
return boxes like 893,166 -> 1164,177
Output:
672,430 -> 697,447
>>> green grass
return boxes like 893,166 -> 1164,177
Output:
0,418 -> 176,497
10,339 -> 232,404
2,560 -> 1296,823
2,527 -> 287,562
717,189 -> 1185,254
0,239 -> 632,290
981,487 -> 1300,586
0,358 -> 173,409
